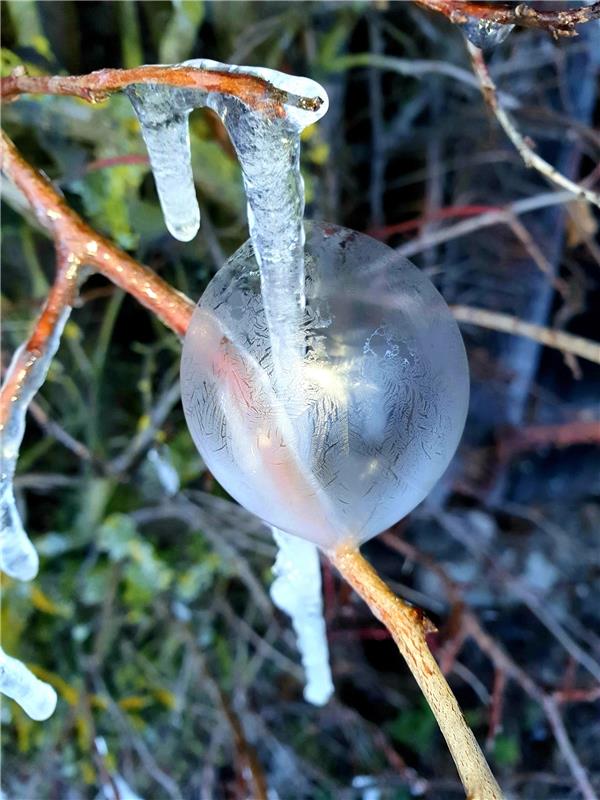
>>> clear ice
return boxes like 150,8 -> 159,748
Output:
0,647 -> 58,721
461,18 -> 514,49
128,61 -> 328,393
129,61 -> 334,703
1,308 -> 71,581
181,223 -> 470,550
270,527 -> 334,706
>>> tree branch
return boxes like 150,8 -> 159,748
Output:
466,41 -> 600,209
0,131 -> 194,341
451,305 -> 600,365
329,544 -> 503,800
416,1 -> 600,38
0,63 -> 324,116
0,246 -> 80,430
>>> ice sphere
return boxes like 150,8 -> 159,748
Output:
181,222 -> 469,551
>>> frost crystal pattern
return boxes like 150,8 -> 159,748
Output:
181,223 -> 470,551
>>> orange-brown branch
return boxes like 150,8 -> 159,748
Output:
0,64 -> 323,117
1,131 -> 194,340
0,248 -> 80,429
415,0 -> 600,37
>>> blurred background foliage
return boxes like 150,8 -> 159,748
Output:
1,2 -> 599,799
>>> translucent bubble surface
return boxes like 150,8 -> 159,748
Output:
181,222 -> 469,551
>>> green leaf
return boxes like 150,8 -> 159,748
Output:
69,165 -> 146,249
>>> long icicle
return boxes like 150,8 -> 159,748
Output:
270,527 -> 334,706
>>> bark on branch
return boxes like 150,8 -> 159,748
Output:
330,545 -> 503,800
0,63 -> 324,117
416,0 -> 600,38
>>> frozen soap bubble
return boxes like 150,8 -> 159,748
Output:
181,222 -> 469,552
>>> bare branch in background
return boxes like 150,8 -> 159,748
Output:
466,41 -> 600,209
416,0 -> 600,38
451,305 -> 600,365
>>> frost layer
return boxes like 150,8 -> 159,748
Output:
270,528 -> 334,706
0,647 -> 57,721
181,223 -> 470,550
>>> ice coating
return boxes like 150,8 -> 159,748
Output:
0,647 -> 58,721
126,90 -> 199,242
181,222 -> 470,550
270,528 -> 334,706
461,18 -> 514,49
131,61 -> 335,701
0,308 -> 71,581
127,60 -> 328,397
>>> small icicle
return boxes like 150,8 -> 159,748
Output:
0,647 -> 57,721
126,61 -> 328,396
270,527 -> 334,706
461,18 -> 514,49
126,86 -> 200,242
0,308 -> 71,581
0,489 -> 38,580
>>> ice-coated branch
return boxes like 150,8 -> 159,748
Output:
1,249 -> 80,580
416,0 -> 600,38
0,63 -> 324,116
0,647 -> 57,720
270,528 -> 334,706
0,130 -> 193,590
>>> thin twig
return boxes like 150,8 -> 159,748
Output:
0,63 -> 324,117
0,247 -> 81,430
380,532 -> 599,800
0,131 -> 194,346
329,544 -> 503,800
451,304 -> 600,365
467,41 -> 600,209
416,0 -> 600,38
396,190 -> 575,256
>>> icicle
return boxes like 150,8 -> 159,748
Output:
0,647 -> 57,721
127,61 -> 328,398
145,446 -> 180,496
461,18 -> 514,49
137,61 -> 334,701
0,308 -> 71,581
126,88 -> 199,242
0,489 -> 38,581
270,527 -> 334,707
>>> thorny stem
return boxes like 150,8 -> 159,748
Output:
466,41 -> 600,210
329,544 -> 503,800
416,0 -> 600,38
